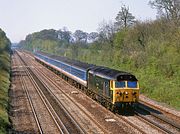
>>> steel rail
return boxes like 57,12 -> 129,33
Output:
135,105 -> 180,134
139,100 -> 180,127
28,68 -> 86,134
135,111 -> 175,134
25,68 -> 68,134
19,62 -> 43,134
115,114 -> 147,134
140,99 -> 180,117
138,104 -> 180,130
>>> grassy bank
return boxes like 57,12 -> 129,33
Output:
0,69 -> 10,133
0,28 -> 11,133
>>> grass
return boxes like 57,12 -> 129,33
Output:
0,69 -> 10,134
136,69 -> 180,110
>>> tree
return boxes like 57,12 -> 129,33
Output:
115,5 -> 136,29
35,29 -> 58,40
0,29 -> 11,52
0,28 -> 11,71
98,21 -> 116,47
57,28 -> 72,44
73,30 -> 88,43
88,32 -> 99,42
149,0 -> 180,25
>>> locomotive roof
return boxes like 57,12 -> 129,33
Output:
89,66 -> 137,81
36,51 -> 94,70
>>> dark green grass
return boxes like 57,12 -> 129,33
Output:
0,69 -> 10,134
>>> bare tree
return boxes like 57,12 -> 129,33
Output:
115,5 -> 136,30
98,21 -> 116,47
149,0 -> 180,25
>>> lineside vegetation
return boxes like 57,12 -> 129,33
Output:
0,28 -> 11,133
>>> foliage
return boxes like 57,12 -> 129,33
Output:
0,28 -> 11,133
73,30 -> 88,43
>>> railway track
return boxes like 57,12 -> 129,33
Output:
20,70 -> 43,133
115,114 -> 148,134
135,104 -> 180,134
139,99 -> 180,123
16,50 -> 86,134
10,55 -> 40,133
16,53 -> 65,133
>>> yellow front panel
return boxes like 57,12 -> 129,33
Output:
114,89 -> 139,103
111,81 -> 139,104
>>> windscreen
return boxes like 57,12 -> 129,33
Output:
115,81 -> 125,88
127,81 -> 137,88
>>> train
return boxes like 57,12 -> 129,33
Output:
34,51 -> 139,111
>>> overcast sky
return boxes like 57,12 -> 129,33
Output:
0,0 -> 157,43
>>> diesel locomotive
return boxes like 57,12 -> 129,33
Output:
34,51 -> 139,110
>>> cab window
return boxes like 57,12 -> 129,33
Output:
115,81 -> 125,88
127,81 -> 137,88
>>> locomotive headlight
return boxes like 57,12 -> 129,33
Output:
125,91 -> 128,95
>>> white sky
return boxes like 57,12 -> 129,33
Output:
0,0 -> 157,43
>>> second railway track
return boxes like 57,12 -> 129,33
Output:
135,104 -> 180,134
16,52 -> 65,133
